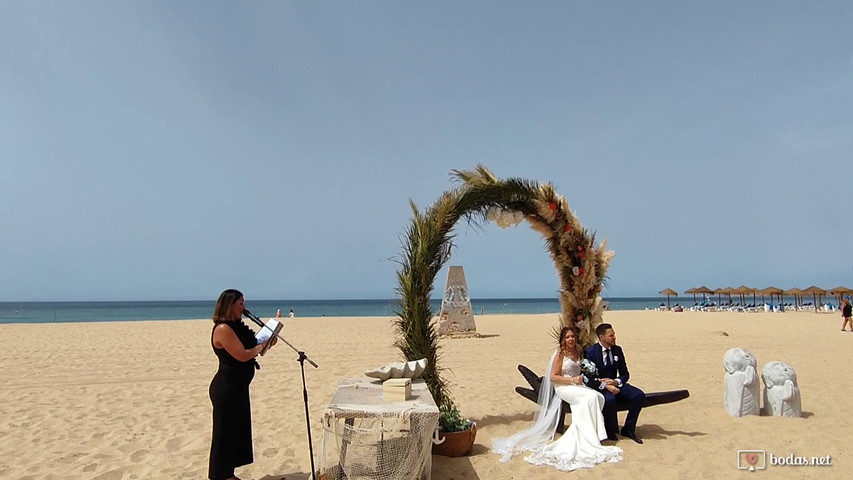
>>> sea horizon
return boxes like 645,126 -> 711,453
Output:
0,295 -> 830,325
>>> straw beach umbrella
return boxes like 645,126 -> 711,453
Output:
659,288 -> 678,309
803,286 -> 827,311
758,286 -> 784,305
828,286 -> 853,306
694,286 -> 714,295
684,287 -> 697,303
785,287 -> 806,308
691,286 -> 714,304
734,285 -> 756,305
715,287 -> 734,305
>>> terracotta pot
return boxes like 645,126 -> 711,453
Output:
432,422 -> 477,457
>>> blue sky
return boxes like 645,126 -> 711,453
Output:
2,1 -> 851,301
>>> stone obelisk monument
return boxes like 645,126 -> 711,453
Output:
437,266 -> 477,336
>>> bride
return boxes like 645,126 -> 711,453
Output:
492,327 -> 622,471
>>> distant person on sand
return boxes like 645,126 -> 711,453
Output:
276,309 -> 282,318
208,289 -> 276,480
288,309 -> 294,318
841,299 -> 852,332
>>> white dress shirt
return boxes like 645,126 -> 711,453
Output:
599,342 -> 623,388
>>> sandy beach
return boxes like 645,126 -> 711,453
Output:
1,310 -> 850,479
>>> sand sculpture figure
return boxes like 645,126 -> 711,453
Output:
761,361 -> 802,417
723,348 -> 760,418
437,266 -> 477,335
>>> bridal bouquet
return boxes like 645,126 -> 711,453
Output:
580,358 -> 598,383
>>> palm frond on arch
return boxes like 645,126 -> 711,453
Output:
394,165 -> 614,408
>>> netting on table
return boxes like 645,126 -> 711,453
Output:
319,379 -> 439,480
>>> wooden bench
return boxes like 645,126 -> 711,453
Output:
515,364 -> 690,434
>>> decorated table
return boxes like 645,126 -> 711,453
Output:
320,378 -> 439,480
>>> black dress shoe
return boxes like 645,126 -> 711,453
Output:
606,433 -> 619,442
621,430 -> 643,444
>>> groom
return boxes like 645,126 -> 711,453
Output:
584,323 -> 645,444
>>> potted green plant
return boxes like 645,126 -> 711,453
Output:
432,403 -> 477,457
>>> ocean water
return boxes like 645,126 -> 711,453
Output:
0,297 -> 704,325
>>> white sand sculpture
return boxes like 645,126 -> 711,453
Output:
364,358 -> 427,382
437,266 -> 477,335
723,348 -> 760,417
761,361 -> 802,417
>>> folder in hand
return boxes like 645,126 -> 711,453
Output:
255,319 -> 283,356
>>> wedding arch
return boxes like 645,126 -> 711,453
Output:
394,165 -> 614,408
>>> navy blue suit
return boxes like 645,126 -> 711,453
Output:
584,343 -> 645,437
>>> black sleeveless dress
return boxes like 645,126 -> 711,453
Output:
208,320 -> 259,480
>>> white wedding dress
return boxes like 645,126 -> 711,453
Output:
493,351 -> 622,472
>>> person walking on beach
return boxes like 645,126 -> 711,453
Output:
842,299 -> 852,332
584,323 -> 645,444
208,289 -> 276,480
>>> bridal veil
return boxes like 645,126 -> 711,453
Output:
492,350 -> 563,461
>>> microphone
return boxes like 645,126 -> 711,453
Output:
241,307 -> 316,367
242,309 -> 264,327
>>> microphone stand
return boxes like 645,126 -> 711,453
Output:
243,310 -> 318,480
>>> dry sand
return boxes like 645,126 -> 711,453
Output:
1,310 -> 850,479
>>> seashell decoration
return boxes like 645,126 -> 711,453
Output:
365,358 -> 428,381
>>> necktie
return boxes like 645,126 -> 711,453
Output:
604,349 -> 611,366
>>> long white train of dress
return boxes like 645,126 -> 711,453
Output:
493,352 -> 622,472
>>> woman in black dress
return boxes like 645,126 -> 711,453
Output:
208,289 -> 275,480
